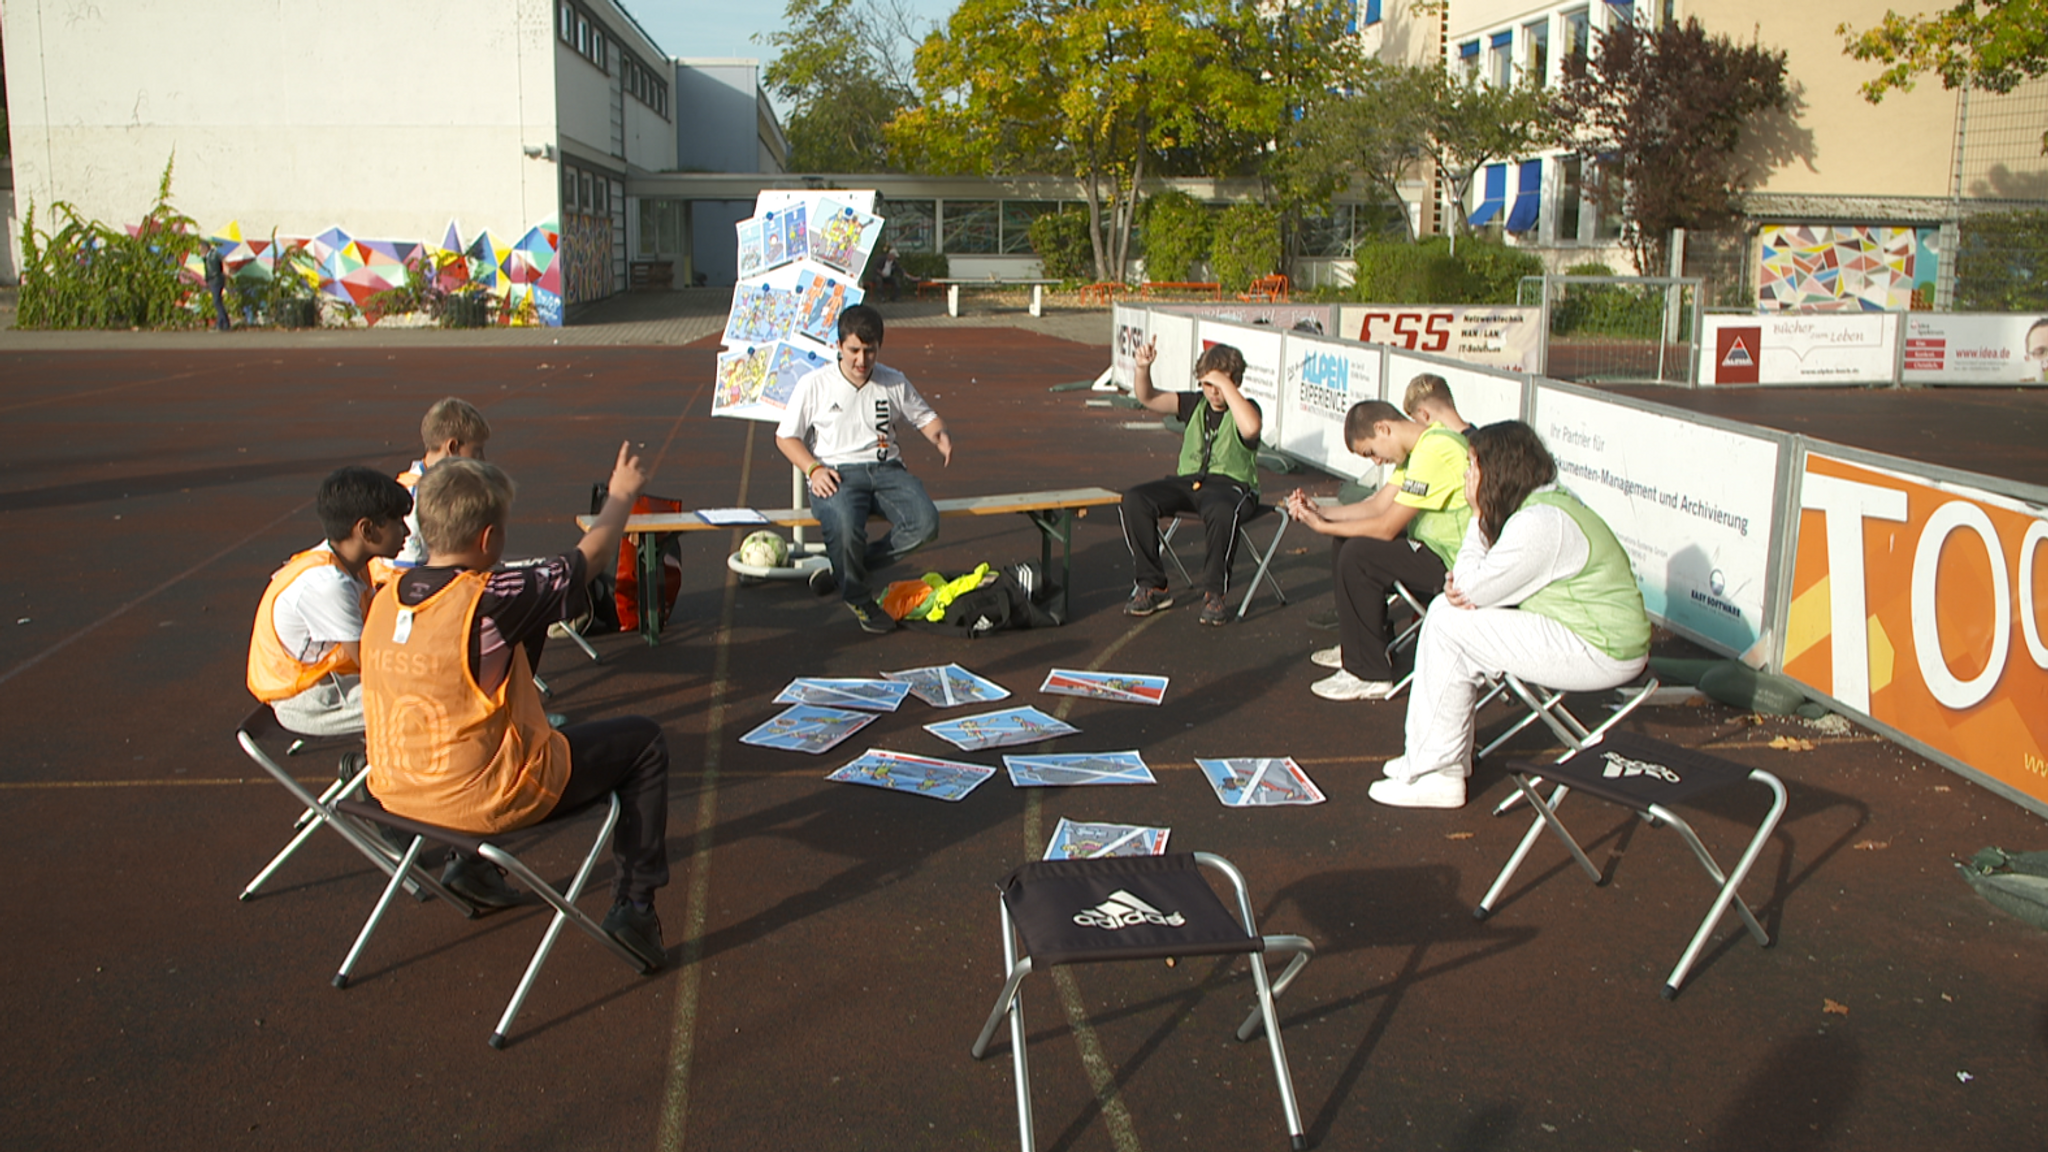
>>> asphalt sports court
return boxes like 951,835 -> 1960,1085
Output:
1,328 -> 2043,1151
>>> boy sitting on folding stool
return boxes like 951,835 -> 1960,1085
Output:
390,396 -> 492,570
360,444 -> 672,966
247,466 -> 413,747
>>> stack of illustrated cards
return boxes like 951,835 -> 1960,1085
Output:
1195,758 -> 1326,807
774,677 -> 910,712
1044,818 -> 1171,860
1003,751 -> 1156,787
924,706 -> 1078,752
826,749 -> 996,802
882,664 -> 1009,708
1039,669 -> 1168,706
739,705 -> 876,754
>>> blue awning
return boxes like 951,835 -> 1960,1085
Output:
1506,159 -> 1542,232
1459,40 -> 1480,58
1468,164 -> 1508,226
1490,30 -> 1513,49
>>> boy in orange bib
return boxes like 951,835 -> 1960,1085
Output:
360,444 -> 671,967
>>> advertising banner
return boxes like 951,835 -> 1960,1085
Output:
1145,310 -> 1196,398
1784,453 -> 2048,807
1385,355 -> 1525,429
1278,336 -> 1383,480
1531,388 -> 1780,656
1900,313 -> 2048,386
1699,313 -> 1898,386
1154,302 -> 1335,334
1338,305 -> 1543,372
1111,304 -> 1147,391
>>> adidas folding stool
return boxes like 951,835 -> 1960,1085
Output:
971,852 -> 1315,1151
1382,580 -> 1429,699
1159,502 -> 1292,620
1476,671 -> 1663,817
1474,731 -> 1787,998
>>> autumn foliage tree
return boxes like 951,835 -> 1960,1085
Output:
1555,17 -> 1789,274
1839,0 -> 2048,153
761,0 -> 925,172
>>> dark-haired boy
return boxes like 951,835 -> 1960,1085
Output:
359,446 -> 672,964
1117,337 -> 1263,626
775,303 -> 954,634
247,466 -> 413,739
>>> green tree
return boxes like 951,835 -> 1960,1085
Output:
1278,59 -> 1433,241
1556,18 -> 1789,274
1209,202 -> 1280,292
1839,0 -> 2048,152
760,0 -> 924,172
1418,69 -> 1562,252
1137,189 -> 1211,282
890,0 -> 1272,281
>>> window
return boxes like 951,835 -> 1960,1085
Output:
941,201 -> 1000,254
576,15 -> 587,55
1489,31 -> 1513,87
1362,0 -> 1382,25
559,1 -> 573,43
1558,156 -> 1583,241
1458,40 -> 1480,77
580,171 -> 595,215
1000,202 -> 1060,255
1563,8 -> 1590,69
1298,206 -> 1355,258
1593,164 -> 1624,240
1604,0 -> 1634,32
882,200 -> 936,253
1524,19 -> 1549,85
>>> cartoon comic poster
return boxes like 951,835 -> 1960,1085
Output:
793,268 -> 864,346
737,220 -> 765,278
715,345 -> 772,412
808,199 -> 883,277
781,205 -> 810,265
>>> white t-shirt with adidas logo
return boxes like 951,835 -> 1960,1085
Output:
775,361 -> 937,468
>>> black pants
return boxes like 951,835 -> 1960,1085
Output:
1333,536 -> 1448,680
1120,476 -> 1257,597
554,716 -> 671,906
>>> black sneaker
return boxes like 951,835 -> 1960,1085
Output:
1124,585 -> 1173,616
808,566 -> 838,597
1199,593 -> 1230,626
1307,609 -> 1340,630
441,856 -> 526,911
601,900 -> 666,969
847,599 -> 898,634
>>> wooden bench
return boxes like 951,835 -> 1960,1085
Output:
1141,281 -> 1222,301
629,261 -> 674,291
581,487 -> 1123,643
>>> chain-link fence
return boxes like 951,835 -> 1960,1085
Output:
1518,275 -> 1703,385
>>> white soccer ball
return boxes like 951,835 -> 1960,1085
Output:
737,530 -> 790,568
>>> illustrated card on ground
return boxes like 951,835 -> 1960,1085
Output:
774,677 -> 911,712
1003,751 -> 1156,787
923,706 -> 1078,751
1195,758 -> 1326,807
738,705 -> 876,755
882,663 -> 1010,708
825,749 -> 997,802
1039,669 -> 1169,706
1044,818 -> 1171,860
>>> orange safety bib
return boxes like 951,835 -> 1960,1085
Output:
360,571 -> 569,833
246,549 -> 365,703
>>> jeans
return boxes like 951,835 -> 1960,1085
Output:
811,459 -> 939,604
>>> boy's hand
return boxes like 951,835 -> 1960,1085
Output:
607,442 -> 651,502
1134,335 -> 1157,370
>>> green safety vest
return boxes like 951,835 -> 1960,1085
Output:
1401,424 -> 1472,569
1518,490 -> 1652,662
1175,403 -> 1260,492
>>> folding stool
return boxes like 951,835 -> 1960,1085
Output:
971,852 -> 1315,1151
1382,580 -> 1429,698
332,792 -> 656,1048
235,705 -> 471,911
1474,731 -> 1787,998
1476,670 -> 1662,815
1160,502 -> 1291,620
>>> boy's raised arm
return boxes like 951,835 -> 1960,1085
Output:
577,442 -> 652,574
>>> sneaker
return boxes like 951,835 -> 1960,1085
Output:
1306,609 -> 1341,630
847,599 -> 898,634
1310,645 -> 1342,668
1367,772 -> 1467,809
336,750 -> 369,784
1124,585 -> 1173,617
808,566 -> 838,598
1199,593 -> 1229,626
1311,669 -> 1395,701
441,856 -> 526,911
601,900 -> 666,969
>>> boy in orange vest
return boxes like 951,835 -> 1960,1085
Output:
247,466 -> 413,744
360,444 -> 671,967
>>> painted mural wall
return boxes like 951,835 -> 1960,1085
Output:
1756,224 -> 1940,313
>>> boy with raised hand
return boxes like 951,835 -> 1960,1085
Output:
391,397 -> 491,570
360,444 -> 672,967
775,303 -> 954,634
1285,400 -> 1471,701
247,466 -> 414,744
1117,336 -> 1263,626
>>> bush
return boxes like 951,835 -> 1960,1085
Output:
1138,190 -> 1210,283
898,251 -> 949,281
1957,210 -> 2048,311
1350,235 -> 1544,305
16,157 -> 208,330
1027,209 -> 1094,282
1210,203 -> 1281,294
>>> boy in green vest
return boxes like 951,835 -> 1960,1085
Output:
1118,338 -> 1264,626
1284,400 -> 1472,700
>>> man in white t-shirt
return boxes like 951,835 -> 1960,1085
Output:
775,305 -> 954,633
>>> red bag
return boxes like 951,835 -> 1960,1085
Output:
612,492 -> 683,632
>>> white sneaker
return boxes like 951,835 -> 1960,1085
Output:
1311,669 -> 1395,701
1310,645 -> 1342,668
1368,773 -> 1466,809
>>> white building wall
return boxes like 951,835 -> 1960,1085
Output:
3,0 -> 561,253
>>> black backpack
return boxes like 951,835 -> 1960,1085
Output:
901,561 -> 1065,638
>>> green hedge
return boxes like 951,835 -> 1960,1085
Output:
1351,236 -> 1543,305
899,251 -> 950,281
1957,210 -> 2048,311
1138,190 -> 1210,283
1027,210 -> 1093,282
1211,203 -> 1281,294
